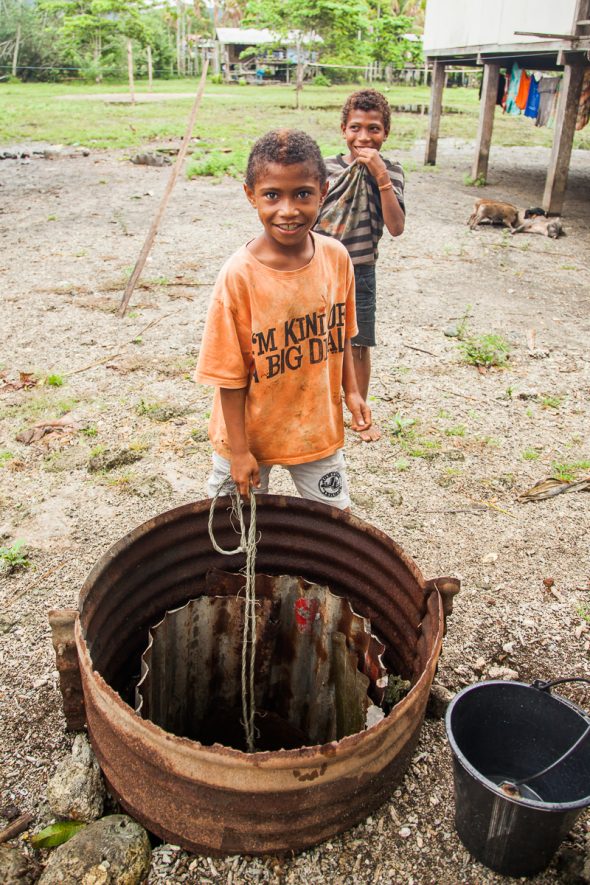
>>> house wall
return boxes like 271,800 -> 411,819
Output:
423,0 -> 577,52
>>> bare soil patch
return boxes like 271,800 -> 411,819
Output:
0,140 -> 589,884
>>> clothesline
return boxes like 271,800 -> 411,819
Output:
496,62 -> 590,130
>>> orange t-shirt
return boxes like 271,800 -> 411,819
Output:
196,233 -> 357,465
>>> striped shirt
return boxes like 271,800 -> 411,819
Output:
315,155 -> 405,266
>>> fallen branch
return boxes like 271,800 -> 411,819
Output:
0,812 -> 33,844
401,343 -> 436,356
64,313 -> 170,377
433,386 -> 480,402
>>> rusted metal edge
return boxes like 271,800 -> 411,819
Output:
49,608 -> 86,731
424,576 -> 461,619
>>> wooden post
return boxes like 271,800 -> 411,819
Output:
543,61 -> 586,214
12,22 -> 21,77
127,39 -> 135,104
471,62 -> 500,183
424,61 -> 445,165
147,45 -> 153,92
118,61 -> 209,318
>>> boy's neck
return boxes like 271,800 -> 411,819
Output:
247,232 -> 315,271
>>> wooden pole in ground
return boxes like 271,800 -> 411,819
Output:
118,60 -> 209,318
542,60 -> 585,214
127,39 -> 135,104
471,62 -> 500,183
147,45 -> 153,92
424,61 -> 445,165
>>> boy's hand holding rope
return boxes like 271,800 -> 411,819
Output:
208,479 -> 258,753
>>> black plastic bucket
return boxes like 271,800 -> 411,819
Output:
446,679 -> 590,877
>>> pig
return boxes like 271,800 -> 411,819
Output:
467,199 -> 524,230
512,217 -> 564,238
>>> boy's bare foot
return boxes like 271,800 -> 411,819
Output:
356,423 -> 382,443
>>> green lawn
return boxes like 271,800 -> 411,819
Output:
1,79 -> 589,161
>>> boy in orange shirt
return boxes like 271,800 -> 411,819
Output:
196,129 -> 371,508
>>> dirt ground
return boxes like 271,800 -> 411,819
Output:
1,136 -> 589,884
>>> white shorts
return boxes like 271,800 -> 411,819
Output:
207,449 -> 350,510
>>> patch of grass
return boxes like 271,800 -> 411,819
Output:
89,444 -> 106,458
522,448 -> 541,461
387,414 -> 440,460
444,424 -> 466,437
186,148 -> 248,180
437,408 -> 452,419
0,540 -> 30,572
44,373 -> 65,387
458,333 -> 510,368
463,173 -> 486,187
551,460 -> 590,482
394,457 -> 410,471
81,425 -> 98,437
578,604 -> 590,624
0,451 -> 14,464
539,394 -> 562,409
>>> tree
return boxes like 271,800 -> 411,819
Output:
40,0 -> 151,80
244,0 -> 368,105
369,11 -> 422,70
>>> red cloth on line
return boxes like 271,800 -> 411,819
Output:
515,71 -> 531,110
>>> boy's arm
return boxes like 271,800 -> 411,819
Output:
342,340 -> 372,432
219,387 -> 261,496
355,149 -> 405,237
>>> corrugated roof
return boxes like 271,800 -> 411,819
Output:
216,27 -> 322,46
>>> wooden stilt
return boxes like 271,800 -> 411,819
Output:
147,45 -> 153,93
118,61 -> 209,318
471,63 -> 500,183
542,61 -> 586,214
127,39 -> 135,105
424,61 -> 445,165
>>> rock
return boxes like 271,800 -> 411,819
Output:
130,152 -> 171,167
385,489 -> 403,507
426,682 -> 454,719
556,846 -> 586,883
0,844 -> 40,884
47,734 -> 105,822
488,665 -> 519,681
482,552 -> 498,564
38,815 -> 151,885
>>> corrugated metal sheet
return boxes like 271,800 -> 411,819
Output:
74,494 -> 459,856
136,575 -> 387,750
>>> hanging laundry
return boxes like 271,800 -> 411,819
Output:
536,77 -> 560,127
501,71 -> 509,111
575,68 -> 590,131
505,62 -> 522,115
547,79 -> 561,129
515,70 -> 531,110
524,74 -> 541,119
497,73 -> 506,106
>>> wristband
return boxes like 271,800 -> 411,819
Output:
378,183 -> 393,191
376,174 -> 390,185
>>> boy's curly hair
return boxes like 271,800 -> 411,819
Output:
245,129 -> 327,188
341,89 -> 391,135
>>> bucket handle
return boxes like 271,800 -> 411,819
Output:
532,676 -> 590,694
508,677 -> 590,790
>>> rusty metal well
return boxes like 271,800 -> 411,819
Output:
73,495 -> 459,856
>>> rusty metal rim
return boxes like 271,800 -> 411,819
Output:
79,496 -> 429,612
76,596 -> 443,764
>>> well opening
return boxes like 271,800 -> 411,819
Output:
135,571 -> 395,752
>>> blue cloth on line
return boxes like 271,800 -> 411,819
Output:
524,76 -> 540,119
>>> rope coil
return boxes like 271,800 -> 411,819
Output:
208,480 -> 258,753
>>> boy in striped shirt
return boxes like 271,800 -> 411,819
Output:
315,89 -> 405,441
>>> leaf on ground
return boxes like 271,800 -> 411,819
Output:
16,414 -> 78,445
519,476 -> 590,502
31,820 -> 86,849
0,371 -> 38,393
